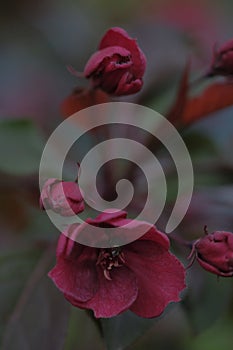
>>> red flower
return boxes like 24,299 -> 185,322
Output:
209,40 -> 233,77
40,178 -> 84,216
84,27 -> 146,96
189,230 -> 233,277
48,211 -> 186,318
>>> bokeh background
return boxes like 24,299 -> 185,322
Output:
0,0 -> 233,349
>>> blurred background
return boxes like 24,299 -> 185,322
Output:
0,0 -> 233,349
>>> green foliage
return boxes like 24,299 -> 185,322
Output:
0,248 -> 70,350
187,318 -> 233,350
64,308 -> 103,350
101,310 -> 161,350
0,120 -> 45,175
182,271 -> 233,333
0,248 -> 41,340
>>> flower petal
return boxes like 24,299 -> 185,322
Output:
125,240 -> 186,318
115,71 -> 143,95
104,218 -> 170,249
48,246 -> 98,302
40,178 -> 59,208
99,27 -> 146,77
139,226 -> 170,250
60,182 -> 83,201
86,209 -> 127,226
196,256 -> 233,277
63,222 -> 109,247
84,46 -> 131,77
56,234 -> 84,259
65,266 -> 138,318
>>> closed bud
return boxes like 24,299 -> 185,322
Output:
190,230 -> 233,277
208,40 -> 233,77
40,178 -> 85,216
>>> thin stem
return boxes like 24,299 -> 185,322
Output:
66,65 -> 84,78
169,234 -> 193,249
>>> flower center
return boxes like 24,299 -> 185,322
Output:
96,247 -> 125,280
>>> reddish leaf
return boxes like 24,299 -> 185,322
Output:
183,82 -> 233,124
0,187 -> 28,231
61,88 -> 109,118
166,62 -> 190,125
168,64 -> 233,125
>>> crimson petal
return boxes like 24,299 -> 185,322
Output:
99,27 -> 146,77
60,182 -> 83,201
86,209 -> 127,225
48,246 -> 98,303
115,72 -> 143,95
138,226 -> 170,250
84,46 -> 131,77
125,240 -> 186,318
65,266 -> 138,318
104,218 -> 170,249
55,234 -> 86,260
196,257 -> 233,277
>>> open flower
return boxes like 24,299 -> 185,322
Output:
40,178 -> 84,216
189,230 -> 233,277
48,210 -> 186,318
84,27 -> 146,96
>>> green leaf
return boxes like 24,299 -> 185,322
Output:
182,131 -> 218,161
0,119 -> 45,175
187,318 -> 233,350
147,80 -> 180,116
64,308 -> 103,350
182,271 -> 233,334
23,206 -> 59,243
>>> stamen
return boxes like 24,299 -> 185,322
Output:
96,248 -> 125,280
104,269 -> 112,281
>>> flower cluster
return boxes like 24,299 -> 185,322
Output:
40,173 -> 186,318
40,27 -> 233,321
61,27 -> 146,117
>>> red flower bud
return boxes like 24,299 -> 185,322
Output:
190,230 -> 233,277
84,27 -> 146,96
40,178 -> 84,216
209,40 -> 233,77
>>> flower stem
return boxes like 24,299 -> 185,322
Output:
85,310 -> 104,338
169,234 -> 193,249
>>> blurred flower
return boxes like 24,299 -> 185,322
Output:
40,178 -> 84,216
208,39 -> 233,76
189,230 -> 233,277
153,0 -> 220,59
84,27 -> 146,96
48,210 -> 186,318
